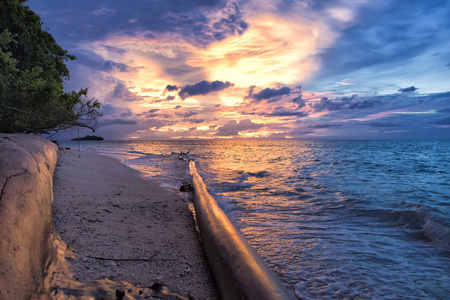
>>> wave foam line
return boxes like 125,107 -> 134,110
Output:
189,160 -> 294,300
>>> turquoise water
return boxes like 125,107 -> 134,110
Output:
59,140 -> 450,299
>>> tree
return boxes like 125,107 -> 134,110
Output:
0,0 -> 101,134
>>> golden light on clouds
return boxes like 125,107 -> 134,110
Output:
74,9 -> 342,139
28,0 -> 446,140
186,14 -> 335,87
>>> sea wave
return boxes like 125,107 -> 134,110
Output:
219,181 -> 253,192
358,207 -> 450,250
247,170 -> 271,178
126,150 -> 151,156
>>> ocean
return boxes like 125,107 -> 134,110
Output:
59,139 -> 450,299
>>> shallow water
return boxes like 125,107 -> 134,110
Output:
60,140 -> 450,299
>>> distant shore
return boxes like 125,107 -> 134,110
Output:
52,148 -> 219,298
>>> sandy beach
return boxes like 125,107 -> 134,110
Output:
52,148 -> 219,299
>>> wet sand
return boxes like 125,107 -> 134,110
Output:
52,148 -> 219,299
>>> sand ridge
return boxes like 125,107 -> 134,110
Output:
52,148 -> 219,299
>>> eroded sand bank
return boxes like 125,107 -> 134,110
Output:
0,134 -> 218,299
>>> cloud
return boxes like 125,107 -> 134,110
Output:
101,45 -> 128,55
437,108 -> 450,113
165,85 -> 179,92
291,96 -> 305,108
335,78 -> 355,86
176,111 -> 199,118
28,0 -> 450,141
30,0 -> 249,48
178,80 -> 234,99
103,60 -> 142,73
210,2 -> 249,40
308,123 -> 343,129
430,117 -> 450,125
260,110 -> 308,117
109,61 -> 140,73
314,1 -> 450,85
99,118 -> 138,127
398,86 -> 418,93
216,119 -> 263,136
67,51 -> 142,74
90,8 -> 118,16
248,86 -> 291,101
312,95 -> 382,112
110,79 -> 143,102
186,13 -> 336,86
366,121 -> 406,128
99,103 -> 117,115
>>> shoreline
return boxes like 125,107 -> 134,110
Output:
52,148 -> 219,299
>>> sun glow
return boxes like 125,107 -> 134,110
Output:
73,10 -> 339,139
186,14 -> 335,87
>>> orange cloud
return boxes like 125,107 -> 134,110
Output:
185,14 -> 337,87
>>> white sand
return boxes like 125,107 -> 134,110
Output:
52,148 -> 219,299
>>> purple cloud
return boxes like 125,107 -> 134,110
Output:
99,118 -> 137,127
165,85 -> 179,92
399,86 -> 418,93
248,86 -> 291,101
216,119 -> 263,136
312,95 -> 382,112
179,80 -> 234,100
110,79 -> 143,102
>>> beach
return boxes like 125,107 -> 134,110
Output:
52,148 -> 219,299
2,136 -> 448,299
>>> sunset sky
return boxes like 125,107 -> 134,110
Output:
29,0 -> 450,140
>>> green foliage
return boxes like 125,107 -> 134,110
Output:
0,0 -> 101,134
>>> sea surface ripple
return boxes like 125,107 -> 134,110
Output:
61,139 -> 450,299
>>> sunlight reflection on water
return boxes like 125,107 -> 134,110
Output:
59,139 -> 450,299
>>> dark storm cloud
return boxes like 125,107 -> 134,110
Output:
398,86 -> 418,93
216,119 -> 263,136
248,86 -> 291,101
178,80 -> 234,99
29,0 -> 248,48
